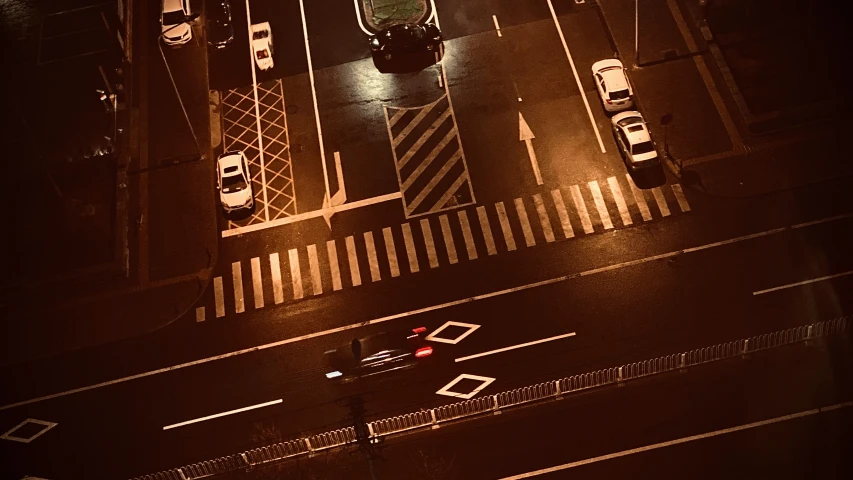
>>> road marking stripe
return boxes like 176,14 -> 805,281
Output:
495,202 -> 517,251
532,194 -> 555,243
398,109 -> 452,170
588,180 -> 613,230
608,176 -> 633,227
570,185 -> 594,234
477,206 -> 498,256
420,218 -> 439,268
231,262 -> 245,314
326,240 -> 343,291
401,126 -> 456,189
406,151 -> 460,213
627,174 -> 652,221
499,402 -> 853,479
671,183 -> 691,212
514,198 -> 536,247
551,189 -> 574,239
439,215 -> 458,264
651,187 -> 671,217
307,244 -> 322,295
753,270 -> 853,296
431,171 -> 469,213
269,252 -> 284,304
456,332 -> 576,362
401,223 -> 420,273
458,210 -> 478,260
250,257 -> 264,309
163,399 -> 283,431
492,14 -> 502,37
9,212 -> 849,411
288,249 -> 303,300
345,235 -> 362,287
382,227 -> 401,277
388,107 -> 406,128
364,231 -> 381,282
393,99 -> 444,148
195,306 -> 205,322
214,276 -> 225,318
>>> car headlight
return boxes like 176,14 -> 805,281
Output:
326,371 -> 342,379
370,37 -> 379,48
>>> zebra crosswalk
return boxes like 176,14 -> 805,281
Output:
198,176 -> 691,321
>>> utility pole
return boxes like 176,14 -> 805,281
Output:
634,0 -> 639,66
343,395 -> 381,480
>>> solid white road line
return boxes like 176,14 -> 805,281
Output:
458,210 -> 478,260
307,244 -> 323,295
345,235 -> 362,287
288,248 -> 303,300
383,227 -> 401,277
298,0 -> 330,203
269,252 -> 284,304
495,202 -> 517,251
671,183 -> 691,212
492,14 -> 502,37
627,174 -> 652,221
608,176 -> 633,226
551,189 -> 574,239
214,276 -> 225,318
364,231 -> 381,282
401,222 -> 420,273
753,270 -> 853,296
326,240 -> 343,291
455,332 -> 576,362
420,218 -> 440,268
251,257 -> 264,309
163,399 -> 283,431
651,187 -> 671,217
439,215 -> 459,264
429,0 -> 440,29
588,180 -> 613,230
231,262 -> 245,314
515,198 -> 536,247
499,401 -> 853,479
533,194 -> 555,243
6,213 -> 850,411
477,206 -> 498,255
351,0 -> 372,36
570,185 -> 594,234
244,0 -> 270,222
547,0 -> 606,153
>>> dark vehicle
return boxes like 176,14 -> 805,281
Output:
323,327 -> 433,383
206,0 -> 234,49
369,23 -> 443,72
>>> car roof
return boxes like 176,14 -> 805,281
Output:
163,0 -> 185,12
612,112 -> 651,143
218,151 -> 244,171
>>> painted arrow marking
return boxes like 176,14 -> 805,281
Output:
322,151 -> 348,227
519,112 -> 542,185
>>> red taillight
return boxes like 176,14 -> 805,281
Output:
412,327 -> 427,334
415,346 -> 433,358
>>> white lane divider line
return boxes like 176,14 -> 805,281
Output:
492,14 -> 502,37
214,276 -> 225,318
551,189 -> 574,239
458,210 -> 478,261
477,206 -> 498,255
421,218 -> 440,268
288,248 -> 304,300
307,244 -> 323,295
499,401 -> 853,479
495,201 -> 517,251
195,306 -> 205,322
382,227 -> 401,278
364,231 -> 381,282
671,183 -> 691,212
439,214 -> 459,264
250,257 -> 264,309
455,332 -> 576,362
651,187 -> 671,217
326,240 -> 343,291
351,0 -> 372,36
514,198 -> 536,247
163,399 -> 283,431
608,176 -> 633,227
401,222 -> 420,273
627,174 -> 652,221
570,185 -> 594,234
588,180 -> 613,230
345,235 -> 362,287
269,252 -> 284,304
231,262 -> 245,314
533,194 -> 556,243
753,270 -> 853,296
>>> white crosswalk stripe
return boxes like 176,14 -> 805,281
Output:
251,257 -> 264,309
588,180 -> 613,230
196,306 -> 205,322
495,201 -> 517,251
383,227 -> 401,277
627,174 -> 652,221
458,210 -> 478,260
364,231 -> 381,282
232,261 -> 245,314
533,193 -> 556,243
515,198 -> 536,247
420,218 -> 439,268
608,176 -> 633,227
401,222 -> 420,273
439,215 -> 458,264
214,276 -> 225,318
345,236 -> 362,287
477,206 -> 498,255
651,187 -> 671,217
288,248 -> 303,299
551,189 -> 574,239
671,184 -> 691,212
270,252 -> 284,304
570,185 -> 594,234
326,240 -> 343,291
307,244 -> 322,295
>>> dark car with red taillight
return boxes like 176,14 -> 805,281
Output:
368,23 -> 443,73
323,328 -> 433,383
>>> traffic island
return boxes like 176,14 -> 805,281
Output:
363,0 -> 429,30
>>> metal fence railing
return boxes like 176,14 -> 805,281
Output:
130,316 -> 850,480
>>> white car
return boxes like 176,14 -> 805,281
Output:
611,111 -> 659,171
161,0 -> 193,46
216,151 -> 254,212
592,59 -> 634,113
251,22 -> 274,71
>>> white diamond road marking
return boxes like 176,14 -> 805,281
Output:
425,321 -> 481,344
436,374 -> 496,399
1,418 -> 58,443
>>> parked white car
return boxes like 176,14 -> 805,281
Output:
161,0 -> 193,46
611,111 -> 660,171
592,59 -> 634,113
216,151 -> 254,212
251,22 -> 274,71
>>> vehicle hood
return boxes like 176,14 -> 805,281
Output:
162,22 -> 191,41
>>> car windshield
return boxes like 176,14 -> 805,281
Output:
616,116 -> 642,128
610,89 -> 630,100
256,49 -> 269,59
632,141 -> 655,155
162,11 -> 186,26
253,30 -> 268,40
221,174 -> 247,193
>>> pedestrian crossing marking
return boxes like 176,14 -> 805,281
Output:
232,261 -> 245,314
251,257 -> 264,309
651,187 -> 671,217
671,184 -> 691,212
383,227 -> 401,277
551,189 -> 574,239
476,206 -> 498,256
515,198 -> 536,247
364,231 -> 381,282
214,276 -> 225,318
608,176 -> 632,227
627,174 -> 652,221
458,210 -> 478,260
345,236 -> 362,287
288,248 -> 304,300
495,201 -> 517,251
402,222 -> 420,273
439,214 -> 459,264
570,185 -> 594,234
196,306 -> 205,322
588,180 -> 613,230
533,193 -> 556,243
420,218 -> 440,268
270,252 -> 284,304
307,244 -> 323,295
326,240 -> 343,291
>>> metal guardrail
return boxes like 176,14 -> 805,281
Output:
130,316 -> 850,480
